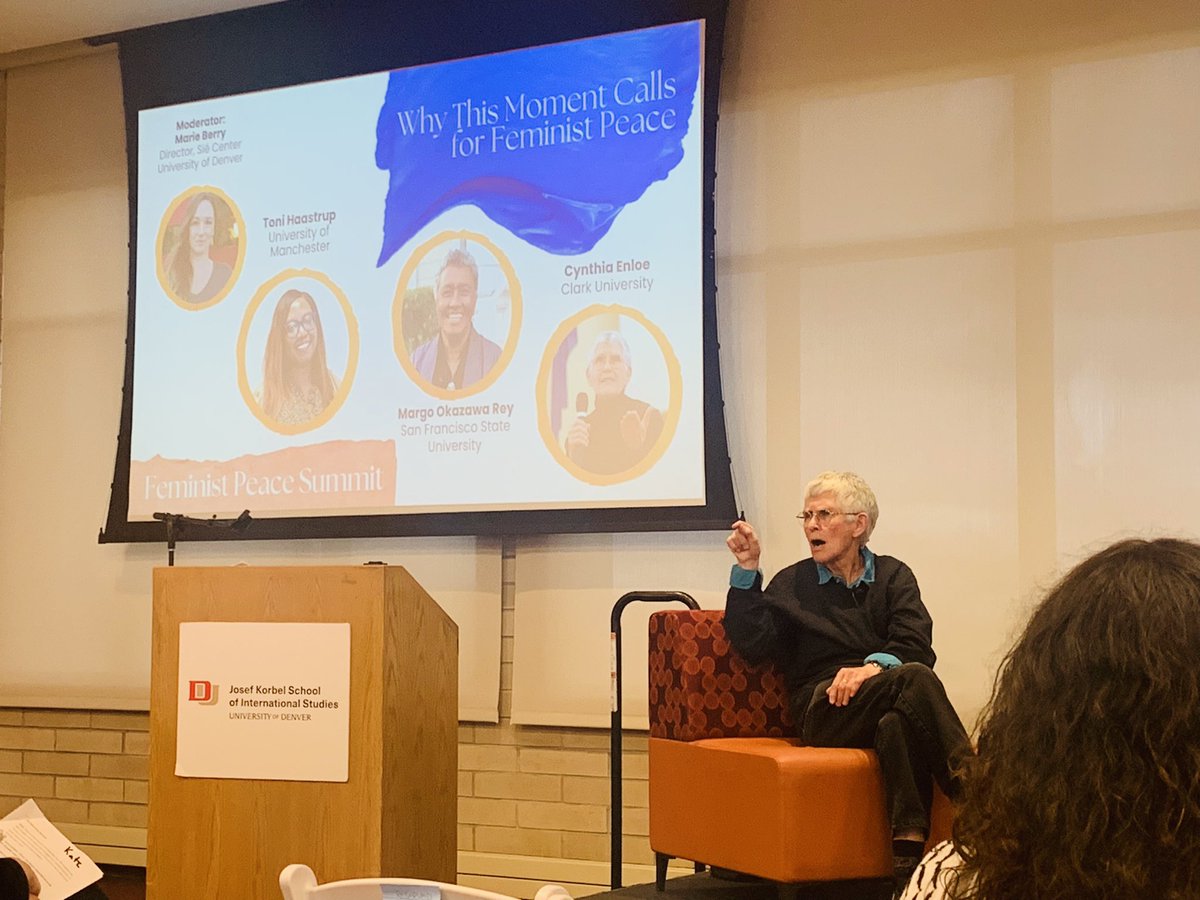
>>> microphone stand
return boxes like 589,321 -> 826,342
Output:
152,510 -> 253,566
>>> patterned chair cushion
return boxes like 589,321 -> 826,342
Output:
648,609 -> 792,741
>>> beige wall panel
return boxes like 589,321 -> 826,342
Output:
511,534 -> 617,729
712,102 -> 773,259
1,52 -> 139,705
723,0 -> 1200,94
787,76 -> 1014,247
1051,48 -> 1200,220
1053,230 -> 1200,557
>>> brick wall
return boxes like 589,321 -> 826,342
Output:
0,709 -> 149,828
459,725 -> 650,866
458,546 -> 654,871
0,717 -> 653,883
0,547 -> 657,886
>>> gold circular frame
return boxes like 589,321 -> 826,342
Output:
536,304 -> 682,486
156,185 -> 247,310
236,268 -> 360,435
391,230 -> 522,400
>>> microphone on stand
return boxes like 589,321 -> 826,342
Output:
152,510 -> 254,566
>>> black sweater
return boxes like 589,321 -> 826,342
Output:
724,555 -> 935,713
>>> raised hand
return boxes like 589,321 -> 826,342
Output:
726,520 -> 761,571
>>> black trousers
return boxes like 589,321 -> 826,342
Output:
798,663 -> 970,835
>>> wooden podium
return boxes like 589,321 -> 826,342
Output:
148,566 -> 458,899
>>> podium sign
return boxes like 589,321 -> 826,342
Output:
176,621 -> 350,781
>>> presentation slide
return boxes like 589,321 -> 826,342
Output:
130,21 -> 706,520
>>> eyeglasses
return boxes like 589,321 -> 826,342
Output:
797,508 -> 862,524
285,314 -> 316,338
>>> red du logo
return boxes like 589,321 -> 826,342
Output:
187,680 -> 219,704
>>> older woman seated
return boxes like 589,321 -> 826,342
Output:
725,471 -> 971,897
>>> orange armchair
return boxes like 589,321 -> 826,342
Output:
647,609 -> 951,889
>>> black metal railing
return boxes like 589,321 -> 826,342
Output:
609,591 -> 700,890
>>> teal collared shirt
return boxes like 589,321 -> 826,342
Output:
816,545 -> 876,588
728,545 -> 902,669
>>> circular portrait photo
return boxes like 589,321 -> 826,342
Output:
392,231 -> 522,399
157,186 -> 245,309
538,306 -> 681,485
237,269 -> 359,435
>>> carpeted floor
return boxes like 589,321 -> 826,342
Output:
94,865 -> 146,900
602,871 -> 892,900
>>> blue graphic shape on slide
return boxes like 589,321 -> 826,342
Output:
374,21 -> 700,263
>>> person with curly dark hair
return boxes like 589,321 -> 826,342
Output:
900,537 -> 1200,900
